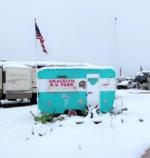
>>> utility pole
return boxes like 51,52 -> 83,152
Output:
114,17 -> 118,53
140,65 -> 143,72
114,17 -> 121,77
119,67 -> 122,77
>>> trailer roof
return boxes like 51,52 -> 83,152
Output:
2,63 -> 31,69
22,61 -> 89,67
38,65 -> 115,72
0,60 -> 90,68
0,60 -> 115,71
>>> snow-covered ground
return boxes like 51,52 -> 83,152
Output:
0,89 -> 150,158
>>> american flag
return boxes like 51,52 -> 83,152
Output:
35,21 -> 48,54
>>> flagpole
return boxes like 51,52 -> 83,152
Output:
33,19 -> 48,110
114,17 -> 120,77
34,18 -> 39,109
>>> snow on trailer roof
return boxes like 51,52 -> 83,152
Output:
0,60 -> 115,71
21,61 -> 90,67
38,65 -> 115,72
136,71 -> 150,75
2,62 -> 31,69
0,60 -> 89,67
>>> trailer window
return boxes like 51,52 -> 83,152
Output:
57,76 -> 67,78
3,71 -> 6,83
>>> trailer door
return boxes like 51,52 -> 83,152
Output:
87,74 -> 100,109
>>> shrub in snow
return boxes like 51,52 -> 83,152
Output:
34,115 -> 54,124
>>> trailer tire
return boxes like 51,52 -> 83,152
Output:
68,110 -> 77,116
30,93 -> 37,104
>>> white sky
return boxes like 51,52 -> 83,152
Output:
1,0 -> 150,76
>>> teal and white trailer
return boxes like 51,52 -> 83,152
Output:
37,66 -> 116,115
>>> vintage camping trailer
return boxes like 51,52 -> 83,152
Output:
0,63 -> 32,101
38,66 -> 116,114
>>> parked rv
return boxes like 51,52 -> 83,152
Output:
37,66 -> 116,115
134,71 -> 150,90
0,63 -> 33,104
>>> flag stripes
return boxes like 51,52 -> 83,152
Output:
35,21 -> 48,54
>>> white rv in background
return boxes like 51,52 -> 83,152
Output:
0,63 -> 33,104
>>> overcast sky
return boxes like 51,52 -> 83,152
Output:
1,0 -> 150,76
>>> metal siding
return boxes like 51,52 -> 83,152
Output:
5,68 -> 32,91
38,91 -> 115,114
38,92 -> 87,114
100,91 -> 115,112
38,68 -> 115,79
2,67 -> 32,100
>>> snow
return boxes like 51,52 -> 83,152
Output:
2,62 -> 31,69
137,71 -> 150,75
38,65 -> 115,72
117,80 -> 129,86
0,89 -> 150,158
21,61 -> 90,67
0,60 -> 90,68
0,60 -> 115,71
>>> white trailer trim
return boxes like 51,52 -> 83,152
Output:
38,78 -> 116,92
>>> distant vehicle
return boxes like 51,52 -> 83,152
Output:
134,71 -> 150,90
117,80 -> 136,89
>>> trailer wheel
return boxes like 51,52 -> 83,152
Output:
68,110 -> 77,116
30,93 -> 37,105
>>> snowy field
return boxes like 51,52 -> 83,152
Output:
0,89 -> 150,158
